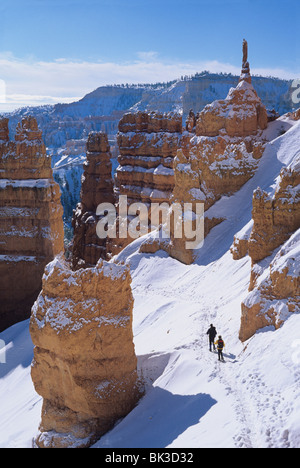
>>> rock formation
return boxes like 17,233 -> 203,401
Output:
194,39 -> 267,139
232,153 -> 300,274
241,38 -> 251,83
107,111 -> 182,255
150,39 -> 268,264
0,116 -> 64,331
30,254 -> 140,448
230,221 -> 253,260
238,153 -> 300,341
116,111 -> 181,205
240,228 -> 300,342
72,132 -> 115,269
248,159 -> 300,264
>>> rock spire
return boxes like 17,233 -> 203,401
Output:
240,38 -> 251,83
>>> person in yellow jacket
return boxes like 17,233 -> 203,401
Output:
215,336 -> 225,362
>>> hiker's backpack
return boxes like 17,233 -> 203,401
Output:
217,339 -> 224,350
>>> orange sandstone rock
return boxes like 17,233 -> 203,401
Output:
30,254 -> 140,448
116,111 -> 182,206
239,153 -> 300,341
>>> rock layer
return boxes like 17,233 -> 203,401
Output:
30,254 -> 140,448
0,117 -> 64,331
72,132 -> 115,269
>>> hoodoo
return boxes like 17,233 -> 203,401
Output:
30,254 -> 140,448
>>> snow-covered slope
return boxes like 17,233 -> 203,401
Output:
0,119 -> 299,449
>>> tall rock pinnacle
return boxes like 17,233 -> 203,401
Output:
240,38 -> 251,83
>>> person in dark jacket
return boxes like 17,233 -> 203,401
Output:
206,324 -> 217,352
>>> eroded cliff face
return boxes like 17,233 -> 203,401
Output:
72,132 -> 115,269
30,254 -> 140,448
238,154 -> 300,341
0,117 -> 64,331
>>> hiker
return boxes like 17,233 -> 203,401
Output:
215,336 -> 225,362
206,324 -> 217,352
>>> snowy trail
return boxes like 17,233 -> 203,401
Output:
121,246 -> 262,448
192,303 -> 258,449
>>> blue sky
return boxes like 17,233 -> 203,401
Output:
0,0 -> 299,111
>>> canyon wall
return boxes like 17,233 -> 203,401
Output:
248,158 -> 300,264
240,228 -> 299,342
0,117 -> 64,331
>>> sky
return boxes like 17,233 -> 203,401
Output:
0,0 -> 299,112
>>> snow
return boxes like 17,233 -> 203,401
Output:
270,229 -> 300,278
233,220 -> 253,241
0,179 -> 52,190
0,321 -> 42,448
0,118 -> 299,448
188,188 -> 206,201
117,164 -> 174,176
0,254 -> 38,263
